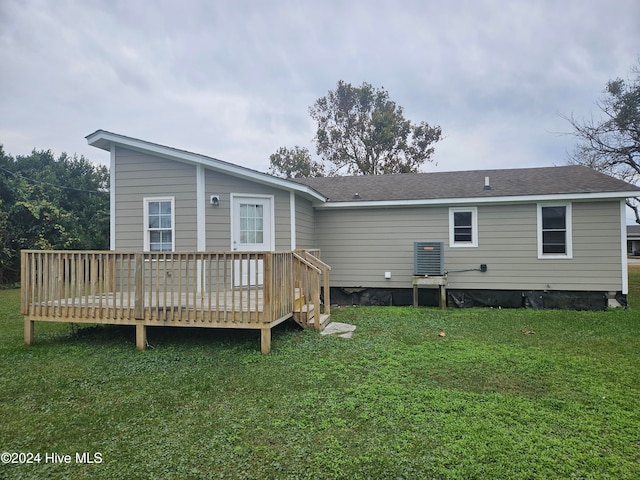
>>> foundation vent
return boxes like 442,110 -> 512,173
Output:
414,241 -> 444,276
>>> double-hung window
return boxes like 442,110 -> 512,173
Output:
449,207 -> 478,247
537,203 -> 572,258
144,197 -> 175,251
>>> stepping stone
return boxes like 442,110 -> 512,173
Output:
321,322 -> 356,337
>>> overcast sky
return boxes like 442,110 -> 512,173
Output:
1,0 -> 638,174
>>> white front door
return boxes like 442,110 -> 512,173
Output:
231,196 -> 273,286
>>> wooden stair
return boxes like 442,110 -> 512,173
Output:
292,294 -> 331,332
292,250 -> 332,332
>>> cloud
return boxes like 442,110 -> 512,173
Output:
0,0 -> 638,173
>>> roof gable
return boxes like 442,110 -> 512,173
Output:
86,130 -> 326,202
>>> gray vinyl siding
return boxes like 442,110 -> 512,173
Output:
295,196 -> 316,249
114,147 -> 197,251
314,201 -> 623,292
113,144 -> 624,293
314,207 -> 447,288
115,148 -> 293,252
204,169 -> 292,251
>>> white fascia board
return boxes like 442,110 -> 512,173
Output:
86,130 -> 327,203
313,191 -> 640,209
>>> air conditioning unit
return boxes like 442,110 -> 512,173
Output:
414,241 -> 444,276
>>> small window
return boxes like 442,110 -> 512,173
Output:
144,198 -> 175,251
449,207 -> 478,247
538,203 -> 572,259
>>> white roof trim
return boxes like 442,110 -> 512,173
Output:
86,130 -> 327,203
313,191 -> 640,209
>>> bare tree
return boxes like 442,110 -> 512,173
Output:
564,60 -> 640,222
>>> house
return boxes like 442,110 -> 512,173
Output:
20,130 -> 640,353
85,129 -> 640,310
627,225 -> 640,256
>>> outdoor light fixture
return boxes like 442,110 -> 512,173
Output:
210,195 -> 220,206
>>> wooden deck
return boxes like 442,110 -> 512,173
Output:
21,250 -> 330,353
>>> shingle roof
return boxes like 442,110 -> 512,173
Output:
292,165 -> 640,203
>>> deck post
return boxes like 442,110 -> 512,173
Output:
136,323 -> 147,350
261,327 -> 271,354
24,318 -> 34,345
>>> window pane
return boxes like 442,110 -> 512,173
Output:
160,215 -> 171,228
452,210 -> 474,244
541,206 -> 567,254
543,243 -> 566,254
239,202 -> 265,245
454,227 -> 472,242
542,231 -> 566,254
160,202 -> 171,214
147,200 -> 173,251
542,207 -> 565,229
454,211 -> 472,227
543,231 -> 566,252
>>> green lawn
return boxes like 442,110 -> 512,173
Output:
1,269 -> 639,479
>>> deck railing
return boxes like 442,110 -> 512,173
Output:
295,249 -> 331,316
21,250 -> 321,326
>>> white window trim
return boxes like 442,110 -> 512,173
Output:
449,207 -> 478,248
143,197 -> 176,252
537,202 -> 572,259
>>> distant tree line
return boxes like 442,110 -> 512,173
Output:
0,145 -> 109,284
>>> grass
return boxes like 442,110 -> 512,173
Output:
1,267 -> 639,479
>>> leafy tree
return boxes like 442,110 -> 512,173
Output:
269,81 -> 442,177
0,146 -> 109,284
268,146 -> 326,178
565,61 -> 640,222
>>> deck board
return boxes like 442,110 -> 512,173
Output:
43,289 -> 265,312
